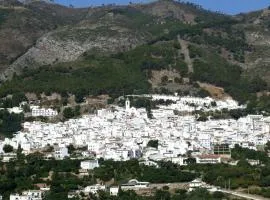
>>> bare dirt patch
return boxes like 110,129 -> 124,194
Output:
198,82 -> 231,100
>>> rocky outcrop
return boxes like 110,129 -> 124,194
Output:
139,0 -> 195,24
1,25 -> 147,80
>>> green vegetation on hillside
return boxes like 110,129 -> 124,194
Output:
0,36 -> 266,107
63,106 -> 80,119
188,44 -> 268,104
185,145 -> 270,197
0,40 -> 187,98
0,57 -> 149,97
93,159 -> 196,183
0,109 -> 23,138
246,95 -> 270,115
3,146 -> 270,199
0,155 -> 197,199
0,8 -> 10,25
0,0 -> 269,112
0,92 -> 27,108
110,7 -> 155,30
67,188 -> 229,200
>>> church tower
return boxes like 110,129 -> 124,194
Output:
125,98 -> 130,111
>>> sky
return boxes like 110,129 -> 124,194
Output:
54,0 -> 270,15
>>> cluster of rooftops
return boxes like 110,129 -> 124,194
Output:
0,94 -> 269,163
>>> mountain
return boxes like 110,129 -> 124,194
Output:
239,9 -> 270,81
0,0 -> 87,75
0,0 -> 269,104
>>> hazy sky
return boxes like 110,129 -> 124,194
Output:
54,0 -> 270,15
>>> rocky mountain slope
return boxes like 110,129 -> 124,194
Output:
0,0 -> 235,78
0,0 -> 270,103
0,0 -> 87,78
239,9 -> 270,81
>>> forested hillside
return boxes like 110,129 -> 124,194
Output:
0,0 -> 270,107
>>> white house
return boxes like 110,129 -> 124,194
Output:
2,153 -> 17,163
84,184 -> 106,194
67,192 -> 77,199
8,107 -> 23,114
0,142 -> 3,154
80,159 -> 99,170
10,190 -> 43,200
54,147 -> 69,159
10,194 -> 29,200
121,179 -> 149,191
195,155 -> 221,164
198,134 -> 211,149
189,179 -> 203,188
247,159 -> 260,166
164,156 -> 187,166
139,160 -> 159,168
189,179 -> 205,191
31,106 -> 58,117
109,187 -> 119,196
21,142 -> 31,152
22,190 -> 43,200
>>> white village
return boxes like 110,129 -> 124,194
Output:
1,95 -> 268,161
2,94 -> 270,200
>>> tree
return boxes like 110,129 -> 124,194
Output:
174,77 -> 182,84
12,92 -> 27,107
74,89 -> 87,103
265,141 -> 270,152
62,98 -> 68,106
162,185 -> 169,190
74,105 -> 81,116
0,110 -> 24,137
63,107 -> 74,119
154,190 -> 171,200
146,105 -> 153,119
185,157 -> 196,165
22,104 -> 31,112
212,191 -> 225,198
17,144 -> 24,160
188,188 -> 211,200
211,101 -> 217,107
3,144 -> 13,153
260,175 -> 270,187
161,76 -> 168,84
250,76 -> 267,93
147,140 -> 158,148
67,144 -> 76,154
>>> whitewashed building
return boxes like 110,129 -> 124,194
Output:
121,179 -> 149,190
54,147 -> 69,159
10,190 -> 43,200
195,155 -> 221,164
80,159 -> 99,170
84,184 -> 106,194
31,106 -> 58,117
109,187 -> 119,196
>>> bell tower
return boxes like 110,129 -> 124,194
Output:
125,98 -> 130,111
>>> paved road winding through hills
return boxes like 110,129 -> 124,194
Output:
219,189 -> 270,200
